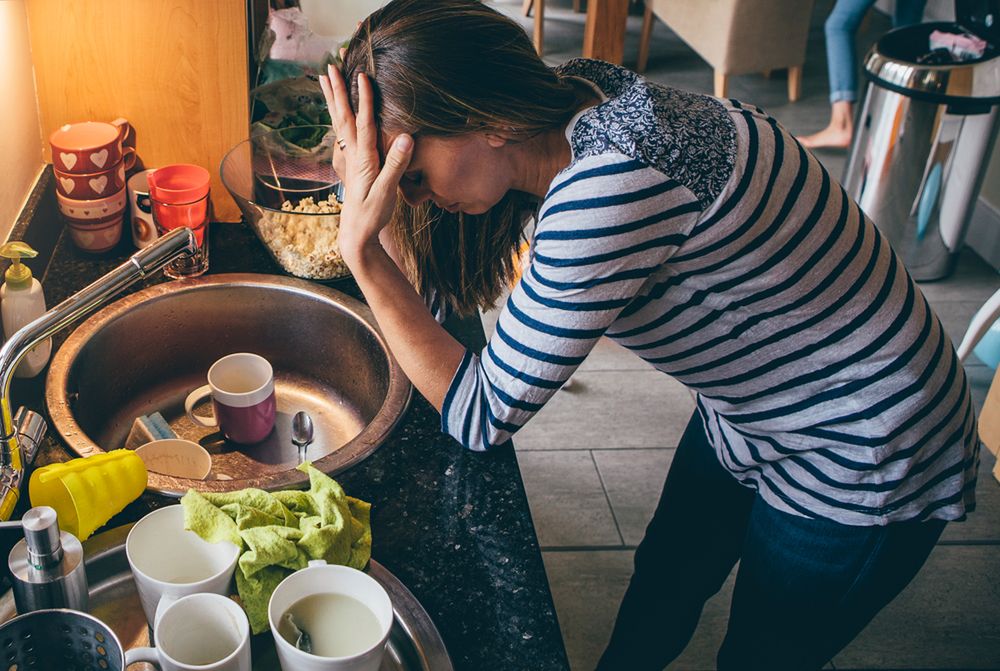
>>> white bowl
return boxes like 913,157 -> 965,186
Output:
135,439 -> 212,480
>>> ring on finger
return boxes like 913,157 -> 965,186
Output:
336,137 -> 347,151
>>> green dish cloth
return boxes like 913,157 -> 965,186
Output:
180,463 -> 372,634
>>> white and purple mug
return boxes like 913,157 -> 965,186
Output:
185,353 -> 277,444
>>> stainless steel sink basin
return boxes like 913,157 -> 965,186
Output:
45,274 -> 411,495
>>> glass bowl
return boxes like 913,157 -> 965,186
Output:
220,124 -> 349,280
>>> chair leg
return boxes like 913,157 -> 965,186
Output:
788,65 -> 802,102
714,70 -> 728,99
533,0 -> 544,56
522,0 -> 533,17
637,2 -> 653,73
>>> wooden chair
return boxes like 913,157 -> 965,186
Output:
636,0 -> 814,102
522,0 -> 584,56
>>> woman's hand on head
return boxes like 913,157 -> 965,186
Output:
319,65 -> 414,266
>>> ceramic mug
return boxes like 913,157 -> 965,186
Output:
56,188 -> 127,253
128,168 -> 160,248
125,593 -> 251,671
50,118 -> 134,174
54,159 -> 129,199
64,211 -> 124,253
268,561 -> 394,671
125,505 -> 240,628
185,353 -> 277,444
55,188 -> 127,220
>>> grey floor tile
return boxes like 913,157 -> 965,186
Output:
670,570 -> 738,671
930,300 -> 982,347
578,337 -> 655,372
545,545 -> 1000,671
942,447 -> 1000,542
544,549 -> 740,671
965,363 -> 994,413
592,449 -> 674,546
515,370 -> 695,450
833,546 -> 1000,670
542,550 -> 633,671
916,249 -> 999,306
517,450 -> 622,547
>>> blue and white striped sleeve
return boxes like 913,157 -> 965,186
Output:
440,153 -> 702,451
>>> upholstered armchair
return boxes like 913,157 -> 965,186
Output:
637,0 -> 815,102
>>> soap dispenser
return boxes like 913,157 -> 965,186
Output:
3,506 -> 88,613
0,241 -> 50,377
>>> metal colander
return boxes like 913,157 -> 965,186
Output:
0,609 -> 124,671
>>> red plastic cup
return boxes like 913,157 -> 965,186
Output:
147,164 -> 210,203
150,193 -> 209,239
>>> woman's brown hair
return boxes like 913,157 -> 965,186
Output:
340,0 -> 582,316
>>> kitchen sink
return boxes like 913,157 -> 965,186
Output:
45,274 -> 411,495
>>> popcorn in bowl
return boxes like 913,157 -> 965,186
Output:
255,197 -> 350,279
221,125 -> 353,280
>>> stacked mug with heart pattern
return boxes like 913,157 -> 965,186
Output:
51,118 -> 136,253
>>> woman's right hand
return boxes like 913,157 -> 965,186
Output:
328,46 -> 350,187
318,65 -> 414,266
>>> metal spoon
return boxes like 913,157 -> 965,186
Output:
291,411 -> 314,464
283,612 -> 313,653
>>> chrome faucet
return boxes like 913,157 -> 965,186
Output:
0,227 -> 198,521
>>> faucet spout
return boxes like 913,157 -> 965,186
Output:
0,227 -> 197,520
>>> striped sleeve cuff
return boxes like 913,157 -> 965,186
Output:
440,348 -> 475,442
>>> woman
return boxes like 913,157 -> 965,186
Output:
799,0 -> 926,149
318,1 -> 978,668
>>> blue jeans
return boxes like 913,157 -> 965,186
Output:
826,0 -> 927,103
597,412 -> 946,671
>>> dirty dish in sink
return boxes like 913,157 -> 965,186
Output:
45,274 -> 411,496
135,438 -> 212,480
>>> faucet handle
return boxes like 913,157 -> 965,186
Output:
13,408 -> 46,468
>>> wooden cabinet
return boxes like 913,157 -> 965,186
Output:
26,0 -> 248,221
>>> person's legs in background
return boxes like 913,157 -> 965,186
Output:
596,411 -> 755,671
800,0 -> 928,149
715,497 -> 946,671
799,0 -> 875,149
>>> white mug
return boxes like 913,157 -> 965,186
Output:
128,168 -> 159,248
268,561 -> 394,671
126,505 -> 240,627
125,592 -> 251,671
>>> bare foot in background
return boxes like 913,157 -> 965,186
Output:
798,100 -> 854,149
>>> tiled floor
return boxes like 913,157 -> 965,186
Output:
487,1 -> 1000,669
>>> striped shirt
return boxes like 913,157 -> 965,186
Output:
440,59 -> 979,526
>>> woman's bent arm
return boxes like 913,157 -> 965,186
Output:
348,242 -> 466,411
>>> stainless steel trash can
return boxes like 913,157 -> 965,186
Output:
843,6 -> 1000,281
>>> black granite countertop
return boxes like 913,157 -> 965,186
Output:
6,210 -> 570,670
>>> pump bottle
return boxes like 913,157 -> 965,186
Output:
0,242 -> 50,377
